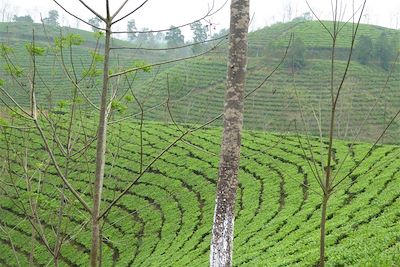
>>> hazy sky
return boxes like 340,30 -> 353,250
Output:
3,0 -> 400,37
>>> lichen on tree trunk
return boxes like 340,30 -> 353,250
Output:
210,0 -> 249,266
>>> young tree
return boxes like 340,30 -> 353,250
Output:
0,0 -> 227,266
165,26 -> 185,47
354,35 -> 373,64
210,0 -> 249,266
0,0 -> 10,22
42,10 -> 59,26
297,1 -> 400,266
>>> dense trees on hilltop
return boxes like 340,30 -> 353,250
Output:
354,35 -> 373,64
12,14 -> 33,23
42,10 -> 59,26
165,26 -> 185,48
355,32 -> 397,70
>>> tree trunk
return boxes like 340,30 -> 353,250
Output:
210,0 -> 249,266
90,21 -> 111,267
319,194 -> 329,267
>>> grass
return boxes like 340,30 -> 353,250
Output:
0,116 -> 399,266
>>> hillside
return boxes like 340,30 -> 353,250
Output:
0,118 -> 399,266
0,20 -> 399,143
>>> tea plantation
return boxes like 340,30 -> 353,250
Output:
0,19 -> 399,266
0,119 -> 399,266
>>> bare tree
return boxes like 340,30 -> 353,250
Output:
295,1 -> 400,266
0,0 -> 10,22
210,0 -> 249,266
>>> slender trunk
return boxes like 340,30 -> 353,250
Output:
90,21 -> 111,267
319,194 -> 329,267
210,0 -> 249,266
29,224 -> 35,266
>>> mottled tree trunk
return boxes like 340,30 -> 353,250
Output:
210,0 -> 249,266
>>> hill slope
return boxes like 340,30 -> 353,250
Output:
0,20 -> 399,143
0,119 -> 399,266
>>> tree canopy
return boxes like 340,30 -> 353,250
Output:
354,35 -> 373,65
165,26 -> 184,48
42,10 -> 59,26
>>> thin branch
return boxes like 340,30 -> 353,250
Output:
112,0 -> 227,34
98,112 -> 222,220
52,0 -> 105,30
33,119 -> 92,214
111,34 -> 228,51
78,0 -> 106,21
306,0 -> 334,39
245,35 -> 292,98
112,0 -> 149,25
332,108 -> 400,191
109,39 -> 226,78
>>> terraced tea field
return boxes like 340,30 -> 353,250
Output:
0,119 -> 399,266
1,21 -> 399,141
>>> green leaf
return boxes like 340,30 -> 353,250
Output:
0,79 -> 4,87
54,33 -> 84,49
94,31 -> 105,39
25,43 -> 46,56
82,67 -> 103,77
124,95 -> 133,102
111,100 -> 127,114
4,64 -> 23,77
0,44 -> 13,56
57,100 -> 69,109
90,50 -> 104,62
133,60 -> 152,73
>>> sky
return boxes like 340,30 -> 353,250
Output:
2,0 -> 399,38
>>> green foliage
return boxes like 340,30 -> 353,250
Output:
42,10 -> 59,26
0,44 -> 13,56
286,36 -> 306,70
0,79 -> 4,87
190,21 -> 208,53
12,15 -> 33,23
82,67 -> 103,77
165,26 -> 184,48
0,120 -> 398,266
57,100 -> 69,109
354,35 -> 373,65
4,64 -> 23,77
133,60 -> 152,72
124,95 -> 134,102
25,43 -> 46,56
374,32 -> 395,70
94,31 -> 105,39
54,34 -> 85,49
111,100 -> 127,114
90,50 -> 104,62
